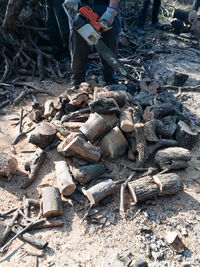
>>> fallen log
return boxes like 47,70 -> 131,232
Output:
128,176 -> 158,203
71,162 -> 106,185
89,98 -> 120,114
153,173 -> 183,196
42,187 -> 63,218
85,179 -> 117,205
21,148 -> 46,189
55,161 -> 76,196
0,153 -> 18,181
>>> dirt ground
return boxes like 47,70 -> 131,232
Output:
1,24 -> 200,267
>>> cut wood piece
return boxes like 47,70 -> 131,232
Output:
85,179 -> 117,205
28,122 -> 56,149
28,103 -> 44,122
143,103 -> 174,121
128,176 -> 158,203
120,108 -> 135,132
80,113 -> 113,143
60,136 -> 101,162
61,108 -> 90,123
62,122 -> 84,132
154,147 -> 191,170
0,153 -> 18,181
71,162 -> 106,184
44,100 -> 54,119
153,173 -> 183,196
97,90 -> 126,107
144,120 -> 163,142
55,161 -> 76,196
89,98 -> 120,114
157,116 -> 177,138
166,231 -> 184,253
147,139 -> 178,157
42,187 -> 62,218
101,114 -> 118,128
134,123 -> 147,167
21,148 -> 46,189
12,224 -> 48,249
72,157 -> 88,167
175,120 -> 198,149
140,78 -> 160,94
65,88 -> 89,107
98,126 -> 128,159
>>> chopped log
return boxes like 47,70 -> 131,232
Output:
61,108 -> 90,123
166,231 -> 184,253
72,157 -> 88,167
157,116 -> 177,138
43,100 -> 54,119
97,90 -> 126,107
128,176 -> 158,203
0,153 -> 18,181
143,103 -> 175,121
154,147 -> 191,170
144,120 -> 163,142
85,179 -> 117,205
140,78 -> 160,94
131,105 -> 142,124
89,98 -> 120,114
80,113 -> 113,143
12,224 -> 48,249
62,122 -> 84,132
172,71 -> 189,87
28,122 -> 56,149
21,148 -> 46,189
134,123 -> 147,167
153,173 -> 183,196
64,88 -> 89,107
175,120 -> 198,149
101,114 -> 118,128
147,139 -> 178,157
55,161 -> 76,196
42,187 -> 62,218
71,162 -> 106,184
120,108 -> 135,132
59,136 -> 101,162
98,126 -> 128,159
29,103 -> 44,122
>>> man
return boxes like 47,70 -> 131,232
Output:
64,0 -> 121,86
45,0 -> 70,63
192,0 -> 200,12
137,0 -> 164,35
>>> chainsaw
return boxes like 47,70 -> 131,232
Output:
63,4 -> 137,80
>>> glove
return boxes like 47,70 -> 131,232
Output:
188,10 -> 197,24
99,7 -> 118,28
63,0 -> 80,10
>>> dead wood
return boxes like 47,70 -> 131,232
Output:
157,116 -> 177,138
89,98 -> 120,114
144,120 -> 163,142
166,231 -> 185,253
42,187 -> 62,218
0,153 -> 18,181
62,122 -> 84,132
12,126 -> 35,145
143,103 -> 175,121
134,123 -> 147,167
97,90 -> 126,107
30,219 -> 64,230
44,100 -> 54,119
120,108 -> 135,132
61,108 -> 90,123
64,88 -> 89,107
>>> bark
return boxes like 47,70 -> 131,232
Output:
97,90 -> 126,107
0,153 -> 18,181
89,98 -> 120,114
42,187 -> 63,218
120,108 -> 135,132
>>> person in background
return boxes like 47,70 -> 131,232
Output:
64,0 -> 121,87
188,0 -> 199,23
137,0 -> 164,35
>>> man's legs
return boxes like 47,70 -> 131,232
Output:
152,0 -> 161,25
137,0 -> 151,32
193,0 -> 200,11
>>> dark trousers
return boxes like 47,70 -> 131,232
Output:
137,0 -> 161,27
70,4 -> 121,83
193,0 -> 200,11
45,0 -> 70,60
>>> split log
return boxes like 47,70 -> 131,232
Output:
143,103 -> 175,121
97,90 -> 126,107
101,114 -> 118,128
71,162 -> 106,184
85,179 -> 117,205
134,123 -> 147,167
175,120 -> 198,149
12,224 -> 48,249
42,187 -> 62,218
153,173 -> 183,196
128,176 -> 158,203
59,136 -> 101,162
61,108 -> 90,123
154,147 -> 191,170
89,98 -> 120,114
64,88 -> 89,107
120,108 -> 135,132
144,120 -> 163,142
55,161 -> 76,196
80,113 -> 113,143
43,100 -> 54,119
98,126 -> 128,159
157,116 -> 177,138
166,231 -> 184,253
28,122 -> 56,149
62,122 -> 84,132
21,148 -> 46,189
0,153 -> 18,181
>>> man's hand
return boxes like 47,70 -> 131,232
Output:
99,7 -> 118,28
63,0 -> 80,10
188,10 -> 197,24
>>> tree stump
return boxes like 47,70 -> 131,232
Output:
154,147 -> 191,170
98,126 -> 128,159
128,176 -> 158,203
80,113 -> 113,143
85,179 -> 117,205
0,153 -> 18,181
71,162 -> 106,184
55,161 -> 76,196
120,108 -> 135,132
153,173 -> 183,196
42,187 -> 62,218
28,122 -> 56,149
